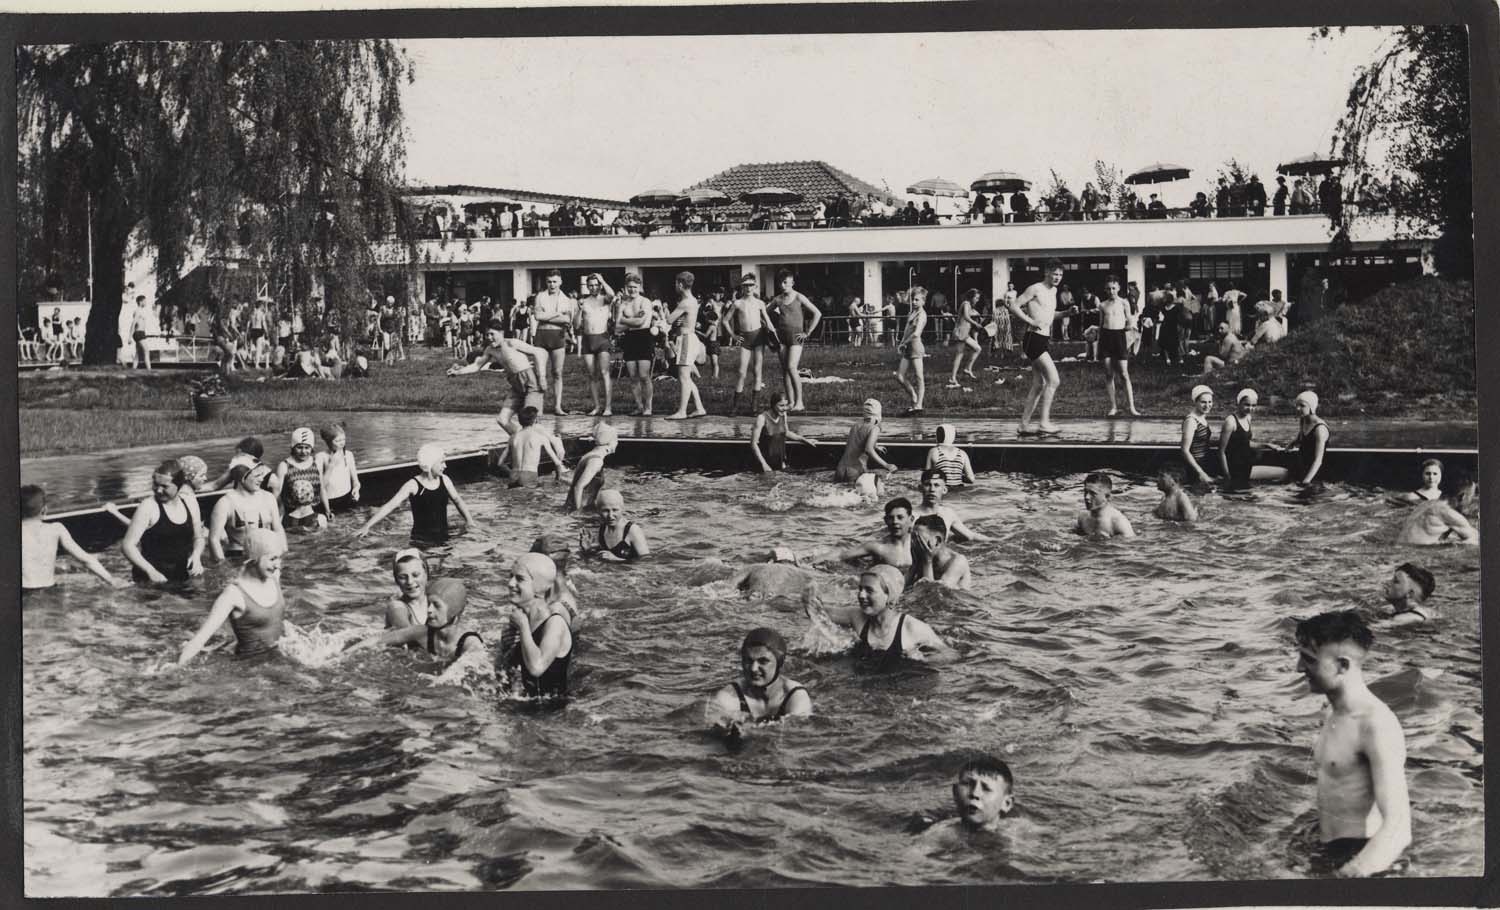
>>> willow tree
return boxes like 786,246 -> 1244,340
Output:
17,41 -> 417,364
1325,25 -> 1472,277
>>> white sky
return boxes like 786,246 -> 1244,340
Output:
400,27 -> 1395,205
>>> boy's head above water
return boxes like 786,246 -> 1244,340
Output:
1083,472 -> 1113,509
952,755 -> 1015,829
21,484 -> 45,519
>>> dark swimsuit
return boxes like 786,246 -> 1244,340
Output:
506,612 -> 572,698
1224,414 -> 1254,491
409,478 -> 451,543
1185,415 -> 1217,477
454,631 -> 485,659
730,682 -> 808,722
226,500 -> 271,555
1413,488 -> 1440,501
854,613 -> 908,671
598,521 -> 641,561
759,413 -> 788,470
229,579 -> 285,658
134,501 -> 195,582
1294,420 -> 1330,482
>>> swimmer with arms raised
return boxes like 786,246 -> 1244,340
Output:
706,627 -> 812,742
1294,610 -> 1411,877
1075,472 -> 1135,538
805,564 -> 955,666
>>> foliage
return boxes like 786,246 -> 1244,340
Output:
1093,160 -> 1126,212
1324,25 -> 1471,277
1215,158 -> 1251,187
189,372 -> 230,400
17,41 -> 418,364
1214,277 -> 1474,412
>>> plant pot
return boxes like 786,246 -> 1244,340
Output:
192,395 -> 232,421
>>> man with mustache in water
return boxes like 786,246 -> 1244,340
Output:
1294,610 -> 1411,877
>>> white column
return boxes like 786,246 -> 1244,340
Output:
512,266 -> 530,303
1126,254 -> 1146,294
1268,251 -> 1288,297
991,255 -> 1011,299
863,259 -> 884,309
757,264 -> 776,295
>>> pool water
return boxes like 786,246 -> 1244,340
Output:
22,468 -> 1483,894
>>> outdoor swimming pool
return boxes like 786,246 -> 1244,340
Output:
22,467 -> 1483,894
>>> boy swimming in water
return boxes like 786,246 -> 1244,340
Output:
908,514 -> 972,590
1152,466 -> 1198,522
1293,610 -> 1411,877
706,627 -> 812,744
1075,472 -> 1136,538
1381,563 -> 1436,627
915,470 -> 986,542
949,755 -> 1015,833
21,485 -> 123,592
507,406 -> 568,488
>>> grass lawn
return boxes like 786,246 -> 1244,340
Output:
19,322 -> 1473,457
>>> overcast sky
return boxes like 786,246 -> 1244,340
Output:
399,27 -> 1395,205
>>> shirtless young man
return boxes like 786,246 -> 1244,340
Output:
915,470 -> 986,542
507,406 -> 568,488
768,269 -> 822,411
823,496 -> 916,572
1294,610 -> 1411,877
1380,563 -> 1436,627
575,273 -> 616,416
613,272 -> 656,416
727,273 -> 779,414
1074,472 -> 1136,538
1009,259 -> 1064,436
21,485 -> 123,592
1097,275 -> 1142,417
907,514 -> 972,590
530,269 -> 577,415
447,321 -> 549,433
1152,466 -> 1198,522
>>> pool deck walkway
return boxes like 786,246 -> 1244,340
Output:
21,409 -> 1477,518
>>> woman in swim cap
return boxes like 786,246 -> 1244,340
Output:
834,398 -> 896,484
580,488 -> 650,562
1179,384 -> 1218,487
277,427 -> 330,530
355,443 -> 480,543
803,564 -> 954,669
1287,389 -> 1330,486
207,461 -> 284,562
706,627 -> 812,739
924,424 -> 974,487
566,422 -> 618,511
346,549 -> 477,658
177,527 -> 287,664
504,553 -> 574,699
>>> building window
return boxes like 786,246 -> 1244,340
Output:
1186,258 -> 1246,279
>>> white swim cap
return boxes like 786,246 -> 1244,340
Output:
593,423 -> 619,448
596,488 -> 625,511
862,398 -> 882,422
862,564 -> 905,600
935,424 -> 956,446
242,527 -> 286,561
1295,390 -> 1319,412
416,444 -> 445,471
1190,384 -> 1213,402
291,427 -> 315,447
1236,388 -> 1259,405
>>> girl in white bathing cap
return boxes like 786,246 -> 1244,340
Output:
1286,390 -> 1331,486
277,427 -> 329,530
1180,384 -> 1218,487
835,398 -> 897,485
924,424 -> 974,487
355,443 -> 480,544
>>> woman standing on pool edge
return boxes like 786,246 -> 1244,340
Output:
894,286 -> 928,415
177,528 -> 287,665
504,552 -> 574,700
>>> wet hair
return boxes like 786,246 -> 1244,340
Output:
320,423 -> 345,446
912,514 -> 948,539
546,269 -> 562,279
919,469 -> 947,487
1295,610 -> 1375,653
1084,471 -> 1113,491
1420,458 -> 1442,473
21,484 -> 46,519
1395,563 -> 1436,601
1044,258 -> 1064,272
228,463 -> 253,486
487,319 -> 507,334
959,754 -> 1014,791
518,406 -> 539,427
676,270 -> 695,289
153,459 -> 187,488
1158,465 -> 1184,485
236,437 -> 265,459
1105,273 -> 1121,286
884,496 -> 914,517
775,268 -> 794,284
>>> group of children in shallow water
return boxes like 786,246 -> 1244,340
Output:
17,398 -> 1478,869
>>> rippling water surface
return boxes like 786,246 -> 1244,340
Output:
23,469 -> 1483,894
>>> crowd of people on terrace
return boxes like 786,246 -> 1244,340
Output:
410,170 -> 1402,240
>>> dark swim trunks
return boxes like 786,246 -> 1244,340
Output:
1022,331 -> 1050,361
1100,327 -> 1129,361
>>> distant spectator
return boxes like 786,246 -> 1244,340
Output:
1009,190 -> 1031,222
1215,177 -> 1230,217
1190,192 -> 1211,218
1247,174 -> 1268,216
1273,176 -> 1289,216
1202,322 -> 1248,373
1290,179 -> 1313,215
970,191 -> 989,221
1147,194 -> 1167,219
1081,183 -> 1099,220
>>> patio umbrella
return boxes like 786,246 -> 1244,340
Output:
906,177 -> 969,198
677,188 -> 732,207
740,187 -> 804,205
1276,153 -> 1347,177
970,171 -> 1031,194
1125,163 -> 1192,185
630,188 -> 681,207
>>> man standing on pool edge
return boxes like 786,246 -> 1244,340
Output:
1294,610 -> 1411,877
1009,259 -> 1063,436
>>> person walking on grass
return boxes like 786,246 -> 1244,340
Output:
895,286 -> 929,415
946,288 -> 985,388
1097,274 -> 1141,417
768,269 -> 822,412
1009,259 -> 1063,436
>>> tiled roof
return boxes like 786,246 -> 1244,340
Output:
687,160 -> 898,215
